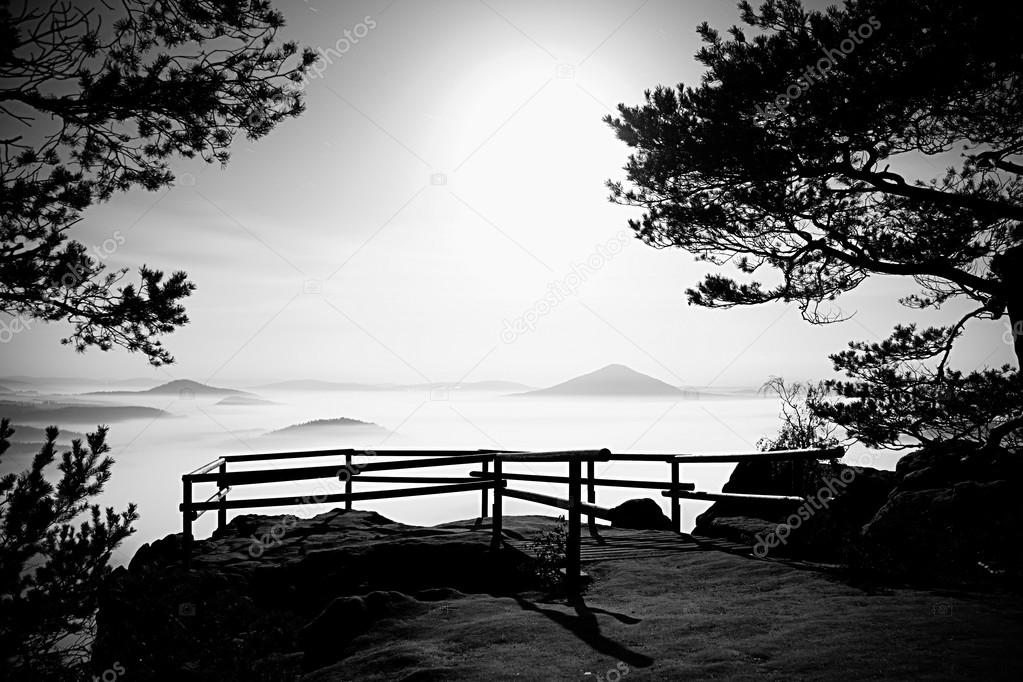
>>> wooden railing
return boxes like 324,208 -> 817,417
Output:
180,445 -> 845,592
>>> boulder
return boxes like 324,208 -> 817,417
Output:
93,510 -> 536,678
857,443 -> 1023,583
785,464 -> 897,561
893,440 -> 1023,489
694,458 -> 896,562
609,498 -> 672,530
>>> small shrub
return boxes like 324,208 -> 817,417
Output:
528,516 -> 567,589
757,376 -> 840,452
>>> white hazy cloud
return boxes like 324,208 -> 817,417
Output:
1,0 -> 1013,386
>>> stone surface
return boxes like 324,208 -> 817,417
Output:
300,590 -> 425,670
608,498 -> 673,530
93,511 -> 549,680
694,442 -> 1023,584
893,440 -> 1023,490
858,442 -> 1023,583
90,509 -> 1023,680
694,458 -> 896,562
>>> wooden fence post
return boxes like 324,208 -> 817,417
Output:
670,460 -> 681,533
217,461 -> 227,532
345,452 -> 353,511
566,458 -> 581,598
791,457 -> 805,496
491,458 -> 503,550
181,476 -> 193,567
481,459 -> 490,519
586,458 -> 601,541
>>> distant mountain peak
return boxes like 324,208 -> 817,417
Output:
516,364 -> 682,397
145,379 -> 248,396
595,363 -> 642,374
81,378 -> 249,397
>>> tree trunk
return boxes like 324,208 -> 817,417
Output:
1009,294 -> 1023,371
993,245 -> 1023,369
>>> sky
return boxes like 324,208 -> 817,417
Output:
0,0 -> 1015,388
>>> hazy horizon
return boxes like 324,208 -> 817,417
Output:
0,364 -> 776,391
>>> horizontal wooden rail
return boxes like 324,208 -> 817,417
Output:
199,446 -> 841,470
191,454 -> 495,486
351,475 -> 479,484
598,453 -> 685,462
470,470 -> 696,491
182,480 -> 499,512
661,490 -> 805,503
223,448 -> 518,463
501,487 -> 573,512
191,463 -> 343,486
358,454 -> 495,473
501,487 -> 616,522
498,448 -> 612,462
668,447 -> 844,463
223,449 -> 356,463
185,458 -> 226,477
185,486 -> 232,521
577,500 -> 615,523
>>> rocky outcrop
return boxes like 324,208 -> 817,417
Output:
857,441 -> 1023,583
890,440 -> 1022,490
609,498 -> 672,530
694,442 -> 1023,584
93,510 -> 545,680
694,458 -> 896,562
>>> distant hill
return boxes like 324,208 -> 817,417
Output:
216,395 -> 276,406
85,379 -> 251,397
1,376 -> 79,386
0,400 -> 169,424
0,377 -> 46,395
146,379 -> 250,396
514,364 -> 683,397
3,424 -> 88,447
2,376 -> 160,392
267,417 -> 385,434
262,417 -> 390,448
